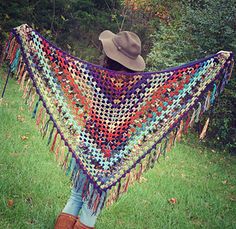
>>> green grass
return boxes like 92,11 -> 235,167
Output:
0,68 -> 236,229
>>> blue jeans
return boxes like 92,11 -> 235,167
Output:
62,172 -> 104,227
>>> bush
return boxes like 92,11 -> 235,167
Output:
147,0 -> 236,153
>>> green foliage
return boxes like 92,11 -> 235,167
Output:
146,20 -> 195,70
0,0 -> 121,63
147,0 -> 236,67
184,0 -> 236,54
147,0 -> 236,153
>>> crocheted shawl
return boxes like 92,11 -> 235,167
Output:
1,24 -> 234,212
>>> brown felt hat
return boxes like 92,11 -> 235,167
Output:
99,30 -> 145,71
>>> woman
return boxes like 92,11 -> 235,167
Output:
55,29 -> 146,229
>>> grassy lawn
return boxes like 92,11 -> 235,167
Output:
0,68 -> 236,229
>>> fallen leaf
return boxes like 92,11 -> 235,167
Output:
17,115 -> 25,122
25,196 -> 33,205
229,195 -> 236,202
222,180 -> 228,185
168,197 -> 177,204
7,199 -> 14,207
21,136 -> 28,141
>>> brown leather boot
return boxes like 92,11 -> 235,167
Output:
54,212 -> 78,229
74,219 -> 94,229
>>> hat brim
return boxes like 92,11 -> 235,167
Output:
99,30 -> 145,72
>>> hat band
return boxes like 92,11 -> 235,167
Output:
112,38 -> 138,60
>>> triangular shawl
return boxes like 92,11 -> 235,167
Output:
1,24 -> 234,211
